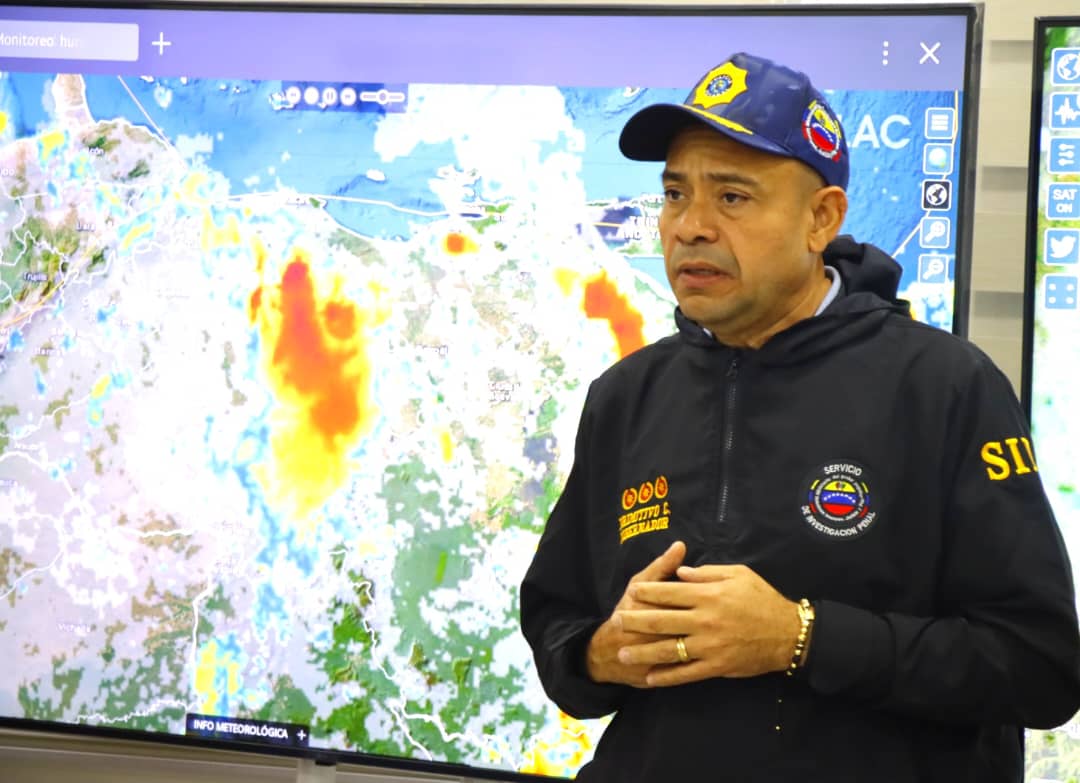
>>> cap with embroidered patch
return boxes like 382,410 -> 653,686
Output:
619,52 -> 849,190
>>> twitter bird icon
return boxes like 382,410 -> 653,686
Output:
1046,228 -> 1080,264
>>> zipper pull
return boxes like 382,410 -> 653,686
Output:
726,354 -> 740,380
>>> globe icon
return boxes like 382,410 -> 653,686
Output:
1057,52 -> 1080,82
928,147 -> 949,169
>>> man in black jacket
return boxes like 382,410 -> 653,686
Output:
519,52 -> 1080,781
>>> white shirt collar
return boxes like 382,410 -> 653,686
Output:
814,265 -> 842,316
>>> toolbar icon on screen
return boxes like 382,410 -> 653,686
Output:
1048,138 -> 1080,174
924,108 -> 955,139
1050,93 -> 1080,130
923,144 -> 954,175
1046,229 -> 1080,264
921,180 -> 952,211
918,254 -> 949,284
1045,275 -> 1078,310
920,217 -> 951,249
1048,183 -> 1080,219
1052,48 -> 1080,86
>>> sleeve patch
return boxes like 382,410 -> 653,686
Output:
980,437 -> 1039,481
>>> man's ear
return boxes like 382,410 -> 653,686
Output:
807,186 -> 848,254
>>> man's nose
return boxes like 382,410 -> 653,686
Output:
674,198 -> 719,244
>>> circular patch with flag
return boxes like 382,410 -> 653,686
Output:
802,100 -> 844,162
800,461 -> 878,539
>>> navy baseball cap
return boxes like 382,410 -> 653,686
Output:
619,52 -> 849,190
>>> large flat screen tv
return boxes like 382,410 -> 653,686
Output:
1024,17 -> 1080,780
0,2 -> 980,779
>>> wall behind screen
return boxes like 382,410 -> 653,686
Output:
0,0 -> 1066,781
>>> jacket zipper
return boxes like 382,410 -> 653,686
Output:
716,353 -> 740,525
716,353 -> 789,736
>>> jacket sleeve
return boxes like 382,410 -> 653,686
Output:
804,354 -> 1080,728
519,387 -> 630,719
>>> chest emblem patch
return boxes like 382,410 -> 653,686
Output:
800,462 -> 877,539
619,475 -> 671,544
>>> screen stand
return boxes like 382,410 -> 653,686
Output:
296,759 -> 336,783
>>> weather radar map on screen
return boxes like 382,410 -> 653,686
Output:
0,5 -> 974,780
1026,21 -> 1080,779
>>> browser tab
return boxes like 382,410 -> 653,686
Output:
0,20 -> 137,61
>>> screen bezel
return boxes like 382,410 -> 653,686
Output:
0,2 -> 982,779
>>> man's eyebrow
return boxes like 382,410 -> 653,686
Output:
660,169 -> 760,188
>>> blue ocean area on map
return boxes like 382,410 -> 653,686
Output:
2,73 -> 53,136
81,76 -> 452,240
628,257 -> 668,290
559,86 -> 682,202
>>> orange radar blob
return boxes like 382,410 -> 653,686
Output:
273,259 -> 361,443
248,286 -> 263,324
323,301 -> 356,340
446,233 -> 466,254
443,232 -> 478,255
248,249 -> 377,519
583,272 -> 645,358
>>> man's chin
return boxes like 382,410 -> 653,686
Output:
678,301 -> 735,331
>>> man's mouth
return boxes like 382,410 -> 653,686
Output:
677,264 -> 730,278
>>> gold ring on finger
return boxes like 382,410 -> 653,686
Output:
675,635 -> 691,664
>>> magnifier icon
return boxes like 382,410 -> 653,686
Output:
925,220 -> 946,242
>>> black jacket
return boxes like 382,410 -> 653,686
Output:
519,238 -> 1080,782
